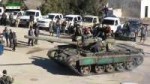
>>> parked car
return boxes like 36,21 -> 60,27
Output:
64,14 -> 82,27
115,19 -> 142,41
37,13 -> 63,29
82,15 -> 99,28
19,9 -> 42,26
102,17 -> 121,33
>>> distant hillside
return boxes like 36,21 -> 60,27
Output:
23,0 -> 43,9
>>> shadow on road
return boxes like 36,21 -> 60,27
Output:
30,56 -> 76,76
0,63 -> 32,66
138,43 -> 150,47
17,40 -> 29,48
4,48 -> 12,51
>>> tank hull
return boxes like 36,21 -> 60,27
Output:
47,44 -> 144,76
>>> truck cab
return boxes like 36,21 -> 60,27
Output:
37,13 -> 63,28
82,15 -> 99,28
19,9 -> 42,26
64,15 -> 82,26
102,17 -> 121,33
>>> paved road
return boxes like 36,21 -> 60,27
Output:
0,26 -> 149,84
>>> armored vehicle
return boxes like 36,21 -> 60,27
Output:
25,35 -> 144,76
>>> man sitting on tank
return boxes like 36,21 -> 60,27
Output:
72,24 -> 83,42
90,38 -> 103,53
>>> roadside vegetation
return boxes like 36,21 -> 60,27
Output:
40,0 -> 108,16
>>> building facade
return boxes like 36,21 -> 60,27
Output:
108,0 -> 150,18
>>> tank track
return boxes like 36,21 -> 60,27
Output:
48,49 -> 144,76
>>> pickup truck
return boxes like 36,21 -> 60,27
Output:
19,9 -> 42,26
64,14 -> 82,27
82,15 -> 99,28
102,17 -> 121,33
37,13 -> 63,28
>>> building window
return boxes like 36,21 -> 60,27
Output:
145,6 -> 148,18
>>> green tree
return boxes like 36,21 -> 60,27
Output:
40,0 -> 108,16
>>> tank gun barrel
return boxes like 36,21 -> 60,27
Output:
24,35 -> 77,45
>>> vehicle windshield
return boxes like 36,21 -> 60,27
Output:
5,9 -> 20,13
25,11 -> 35,16
65,17 -> 73,21
129,20 -> 141,32
48,15 -> 55,19
102,19 -> 114,25
83,17 -> 93,23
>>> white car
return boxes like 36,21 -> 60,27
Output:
102,17 -> 121,33
64,14 -> 82,26
37,13 -> 63,28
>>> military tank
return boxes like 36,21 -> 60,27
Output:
24,35 -> 144,76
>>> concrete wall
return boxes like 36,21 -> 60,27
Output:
23,0 -> 43,9
141,0 -> 150,18
108,0 -> 141,18
113,9 -> 122,17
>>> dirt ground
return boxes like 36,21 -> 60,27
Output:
0,26 -> 150,84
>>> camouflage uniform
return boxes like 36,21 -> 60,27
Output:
0,75 -> 14,84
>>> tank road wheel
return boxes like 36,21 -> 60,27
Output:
80,66 -> 91,75
125,61 -> 134,70
135,56 -> 143,66
48,50 -> 59,59
106,64 -> 114,73
94,65 -> 105,74
116,63 -> 124,72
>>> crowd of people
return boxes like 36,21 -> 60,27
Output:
0,12 -> 21,27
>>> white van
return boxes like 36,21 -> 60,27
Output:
64,14 -> 82,26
